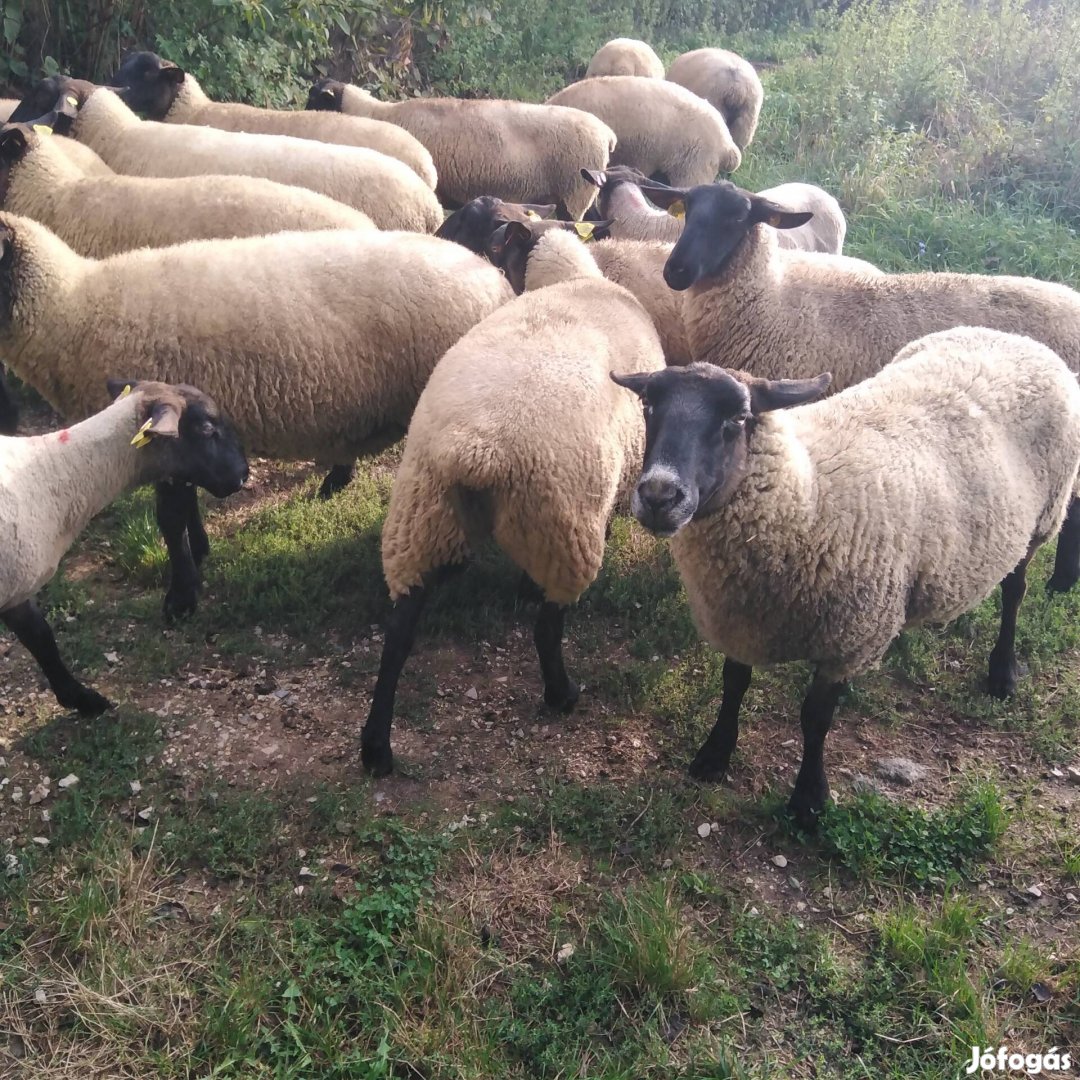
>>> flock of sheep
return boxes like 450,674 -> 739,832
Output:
2,36 -> 1080,829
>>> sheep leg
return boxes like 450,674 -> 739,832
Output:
0,369 -> 18,435
1047,497 -> 1080,593
183,485 -> 210,568
156,482 -> 202,621
318,462 -> 356,500
1,599 -> 111,716
688,658 -> 752,781
988,555 -> 1031,698
788,672 -> 845,831
534,601 -> 580,711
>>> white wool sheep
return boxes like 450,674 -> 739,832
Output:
616,328 -> 1080,826
666,48 -> 764,149
307,78 -> 616,220
111,52 -> 437,189
44,80 -> 442,233
585,38 -> 665,78
0,379 -> 248,713
583,167 -> 849,254
546,76 -> 740,186
0,124 -> 374,257
0,213 -> 513,604
363,227 -> 665,775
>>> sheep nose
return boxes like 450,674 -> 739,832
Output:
663,261 -> 693,291
637,475 -> 684,514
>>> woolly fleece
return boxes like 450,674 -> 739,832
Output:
3,129 -> 374,258
0,213 -> 513,461
585,39 -> 665,78
334,84 -> 616,219
665,48 -> 764,149
69,88 -> 442,232
382,229 -> 665,605
669,328 -> 1080,681
546,76 -> 741,186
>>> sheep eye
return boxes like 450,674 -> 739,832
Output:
721,416 -> 746,440
197,420 -> 216,439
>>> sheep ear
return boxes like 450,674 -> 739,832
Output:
747,373 -> 831,414
522,203 -> 556,219
610,371 -> 653,399
580,168 -> 606,187
107,378 -> 138,400
749,197 -> 813,230
160,63 -> 185,85
636,183 -> 690,212
0,127 -> 28,161
147,399 -> 183,438
502,220 -> 533,248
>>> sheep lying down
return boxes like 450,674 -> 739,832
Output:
0,381 -> 248,714
615,327 -> 1080,828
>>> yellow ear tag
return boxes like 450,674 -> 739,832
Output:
767,213 -> 783,227
524,210 -> 541,221
573,221 -> 595,241
119,384 -> 132,398
65,96 -> 78,107
32,124 -> 52,135
131,418 -> 154,448
667,200 -> 685,220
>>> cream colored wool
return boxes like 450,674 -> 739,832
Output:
586,39 -> 665,78
3,129 -> 374,258
1,391 -> 182,608
670,328 -> 1080,681
666,48 -> 763,149
165,74 -> 437,189
602,178 -> 848,255
0,100 -> 17,124
382,229 -> 664,605
685,225 -> 1080,389
70,88 -> 441,232
335,84 -> 615,219
546,77 -> 740,185
0,214 -> 512,461
589,239 -> 693,365
50,134 -> 113,175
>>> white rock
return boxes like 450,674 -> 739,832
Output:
34,988 -> 46,1004
1027,884 -> 1043,899
31,836 -> 48,846
697,822 -> 712,838
57,774 -> 79,789
4,853 -> 19,876
104,651 -> 120,664
465,687 -> 479,701
771,855 -> 788,868
137,807 -> 154,821
129,780 -> 142,795
293,885 -> 304,896
555,942 -> 575,963
1066,766 -> 1080,786
28,785 -> 49,806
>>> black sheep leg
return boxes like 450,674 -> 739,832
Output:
0,369 -> 17,434
988,555 -> 1031,698
318,462 -> 356,499
362,565 -> 463,776
156,482 -> 201,620
184,484 -> 210,568
688,658 -> 753,781
788,671 -> 846,831
534,601 -> 580,710
1,599 -> 111,715
1047,497 -> 1080,593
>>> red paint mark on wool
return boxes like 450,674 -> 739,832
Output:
58,430 -> 70,444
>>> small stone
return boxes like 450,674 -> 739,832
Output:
137,806 -> 154,821
129,780 -> 142,795
748,906 -> 760,917
299,866 -> 316,880
27,784 -> 49,806
875,757 -> 928,786
465,687 -> 479,701
771,854 -> 788,868
4,853 -> 19,877
9,786 -> 23,804
104,651 -> 120,665
33,988 -> 46,1004
1026,884 -> 1043,899
697,822 -> 712,838
555,942 -> 575,963
1066,766 -> 1080,786
293,885 -> 304,896
57,774 -> 79,789
662,859 -> 673,869
1006,907 -> 1015,915
1066,892 -> 1077,903
822,886 -> 833,900
795,901 -> 807,912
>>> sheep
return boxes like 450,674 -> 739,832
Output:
645,179 -> 1080,591
546,76 -> 740,186
665,48 -> 764,149
0,121 -> 375,258
13,78 -> 442,233
435,195 -> 556,254
110,52 -> 437,189
306,78 -> 616,219
583,166 -> 849,254
362,226 -> 665,775
1,378 -> 248,715
585,38 -> 665,79
0,212 -> 513,614
614,328 -> 1080,827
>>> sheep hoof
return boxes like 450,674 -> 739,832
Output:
59,686 -> 113,717
787,791 -> 828,833
1045,569 -> 1079,594
987,665 -> 1019,699
163,586 -> 200,621
543,679 -> 580,712
361,739 -> 394,777
317,464 -> 355,500
687,752 -> 728,783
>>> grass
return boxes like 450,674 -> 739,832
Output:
4,1 -> 1080,1075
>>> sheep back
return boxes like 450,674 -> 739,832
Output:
666,48 -> 764,149
586,39 -> 665,78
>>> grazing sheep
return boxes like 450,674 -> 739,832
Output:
307,78 -> 616,219
0,212 -> 513,612
584,167 -> 849,254
363,226 -> 665,775
435,195 -> 556,254
646,179 -> 1080,590
546,76 -> 740,186
1,379 -> 248,714
666,48 -> 763,149
13,78 -> 442,233
0,122 -> 375,257
586,38 -> 665,79
110,52 -> 437,188
615,328 -> 1080,826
